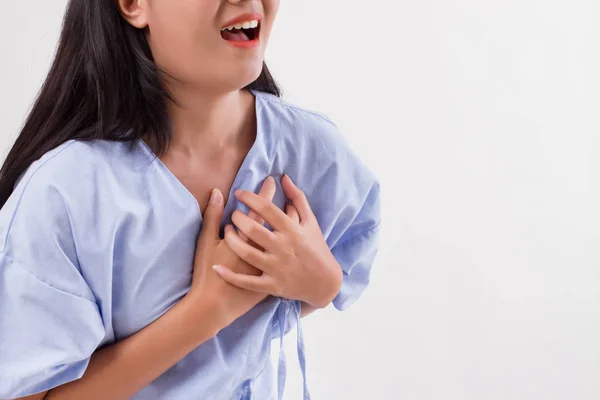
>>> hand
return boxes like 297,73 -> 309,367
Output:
236,177 -> 275,248
187,178 -> 276,328
214,174 -> 343,309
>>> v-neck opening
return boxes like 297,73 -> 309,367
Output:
139,89 -> 263,224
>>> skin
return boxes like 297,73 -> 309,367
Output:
15,0 -> 341,398
217,174 -> 343,309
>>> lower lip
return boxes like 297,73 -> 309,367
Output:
224,38 -> 260,49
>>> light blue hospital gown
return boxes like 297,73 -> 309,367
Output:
0,90 -> 381,399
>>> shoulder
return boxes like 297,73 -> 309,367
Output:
253,90 -> 336,128
254,90 -> 340,144
0,141 -> 109,307
253,91 -> 380,239
14,140 -> 126,189
12,139 -> 142,194
0,140 -> 135,244
4,140 -> 84,221
253,90 -> 369,173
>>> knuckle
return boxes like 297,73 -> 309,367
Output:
244,247 -> 260,263
246,222 -> 259,237
257,199 -> 269,213
265,230 -> 277,243
225,227 -> 237,241
239,245 -> 252,259
273,231 -> 285,245
290,224 -> 303,238
231,210 -> 243,223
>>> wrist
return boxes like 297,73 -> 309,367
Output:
179,293 -> 224,342
307,261 -> 343,309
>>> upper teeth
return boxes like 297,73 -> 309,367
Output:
222,20 -> 259,31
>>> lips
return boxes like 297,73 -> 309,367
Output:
220,26 -> 259,42
220,13 -> 263,48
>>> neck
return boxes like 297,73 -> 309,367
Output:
164,85 -> 255,157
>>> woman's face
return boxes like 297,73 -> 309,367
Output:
120,0 -> 280,93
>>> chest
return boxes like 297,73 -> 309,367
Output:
103,151 -> 256,336
88,138 -> 300,338
160,145 -> 253,214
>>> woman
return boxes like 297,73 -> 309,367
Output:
0,0 -> 380,399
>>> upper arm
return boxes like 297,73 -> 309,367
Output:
302,116 -> 382,311
0,171 -> 105,399
330,219 -> 381,310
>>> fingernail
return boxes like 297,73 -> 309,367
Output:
212,265 -> 223,273
234,189 -> 242,197
210,189 -> 222,205
267,176 -> 275,184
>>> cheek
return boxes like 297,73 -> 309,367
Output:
143,1 -> 269,87
146,5 -> 216,75
268,0 -> 281,14
262,0 -> 280,39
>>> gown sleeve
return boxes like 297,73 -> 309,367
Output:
330,181 -> 381,311
0,166 -> 105,399
291,114 -> 382,312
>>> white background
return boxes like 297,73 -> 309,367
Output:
1,1 -> 599,399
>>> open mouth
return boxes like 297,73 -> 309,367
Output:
220,20 -> 261,42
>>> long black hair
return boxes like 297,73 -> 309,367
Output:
0,0 -> 280,209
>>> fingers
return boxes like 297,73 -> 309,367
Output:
251,176 -> 276,224
198,189 -> 224,250
281,174 -> 314,223
224,224 -> 272,270
239,176 -> 276,242
231,210 -> 277,251
286,203 -> 300,224
213,264 -> 274,295
234,189 -> 296,234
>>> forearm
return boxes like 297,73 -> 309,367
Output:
300,301 -> 319,318
40,295 -> 221,400
304,260 -> 343,311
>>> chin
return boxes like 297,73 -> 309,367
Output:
223,63 -> 264,92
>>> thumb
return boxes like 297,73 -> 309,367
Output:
198,188 -> 224,246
